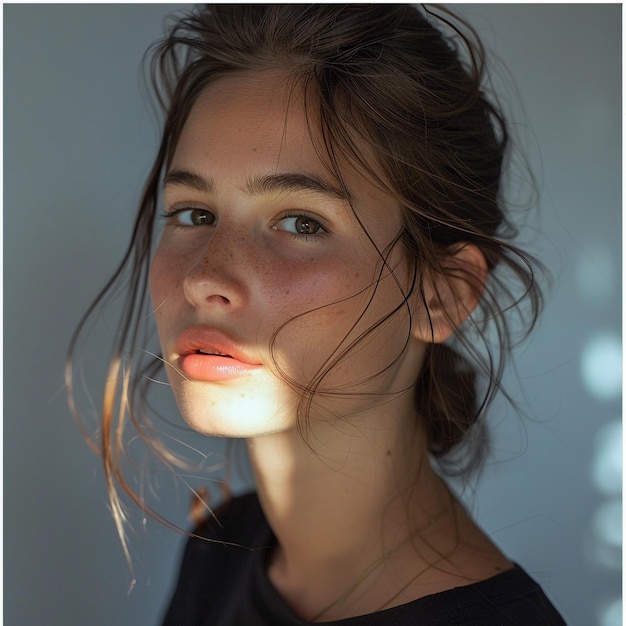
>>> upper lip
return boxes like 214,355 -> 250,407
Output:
175,326 -> 260,365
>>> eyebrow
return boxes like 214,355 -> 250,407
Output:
163,169 -> 350,202
163,169 -> 214,194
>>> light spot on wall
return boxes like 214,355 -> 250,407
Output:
590,419 -> 622,496
589,499 -> 621,569
580,333 -> 622,401
597,597 -> 622,626
591,500 -> 622,549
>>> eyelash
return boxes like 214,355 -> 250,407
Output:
161,208 -> 330,240
273,212 -> 329,240
161,207 -> 215,227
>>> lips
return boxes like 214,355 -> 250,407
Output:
175,327 -> 261,381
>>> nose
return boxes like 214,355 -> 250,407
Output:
182,227 -> 249,311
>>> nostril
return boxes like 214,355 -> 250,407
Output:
205,294 -> 231,305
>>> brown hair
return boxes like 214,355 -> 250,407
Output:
67,3 -> 542,557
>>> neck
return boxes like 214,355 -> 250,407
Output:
246,399 -> 453,620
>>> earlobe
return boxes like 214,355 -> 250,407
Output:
413,243 -> 488,344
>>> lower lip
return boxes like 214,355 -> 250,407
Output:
178,354 -> 261,382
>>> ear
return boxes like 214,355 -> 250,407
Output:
413,243 -> 488,344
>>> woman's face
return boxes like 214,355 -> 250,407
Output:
150,69 -> 426,437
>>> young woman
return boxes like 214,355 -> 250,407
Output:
69,5 -> 566,624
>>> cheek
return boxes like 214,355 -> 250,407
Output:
269,263 -> 387,366
270,262 -> 360,319
149,241 -> 186,312
149,246 -> 168,307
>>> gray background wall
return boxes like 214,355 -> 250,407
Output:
4,4 -> 621,625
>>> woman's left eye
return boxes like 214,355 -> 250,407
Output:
273,214 -> 325,236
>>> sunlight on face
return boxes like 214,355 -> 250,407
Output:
150,69 -> 427,438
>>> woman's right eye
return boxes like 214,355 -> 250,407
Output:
166,208 -> 216,227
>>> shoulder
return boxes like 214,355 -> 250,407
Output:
161,492 -> 273,625
193,491 -> 268,546
397,565 -> 567,625
175,491 -> 273,575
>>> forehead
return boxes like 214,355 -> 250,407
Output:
173,69 -> 315,169
171,69 -> 403,233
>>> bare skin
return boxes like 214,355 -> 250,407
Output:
250,410 -> 512,622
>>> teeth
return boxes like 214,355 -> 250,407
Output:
197,349 -> 229,357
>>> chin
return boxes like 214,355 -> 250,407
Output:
172,383 -> 298,438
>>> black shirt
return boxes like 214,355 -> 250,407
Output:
162,492 -> 566,625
